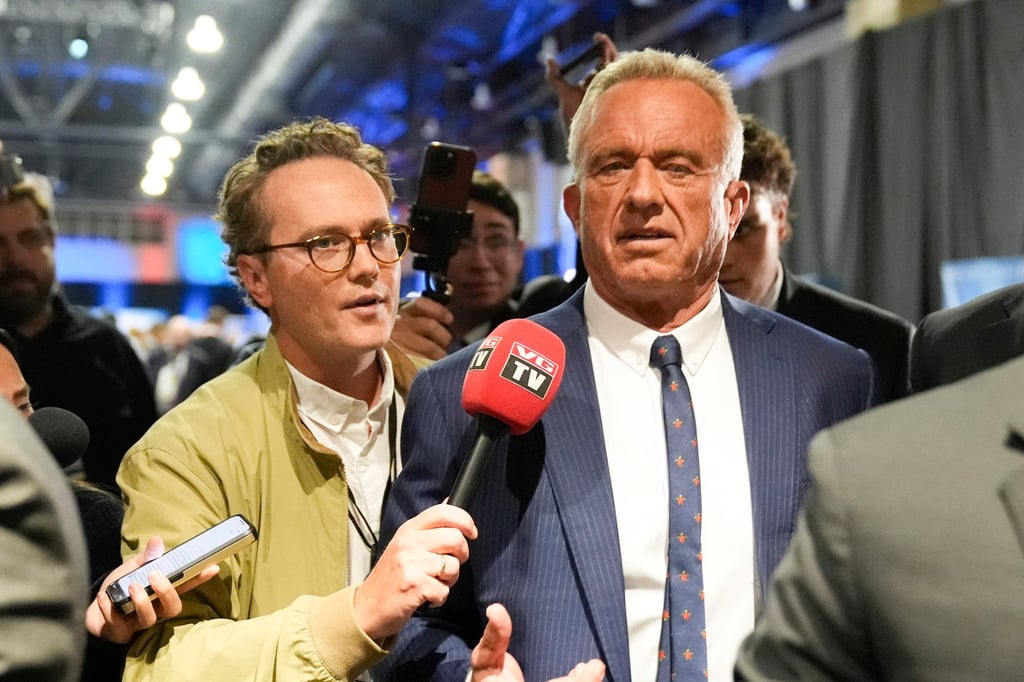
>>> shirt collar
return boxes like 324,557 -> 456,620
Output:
286,349 -> 394,436
583,281 -> 725,377
758,259 -> 785,311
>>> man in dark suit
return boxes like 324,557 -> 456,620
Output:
376,49 -> 877,682
718,115 -> 914,403
735,354 -> 1024,681
910,281 -> 1024,392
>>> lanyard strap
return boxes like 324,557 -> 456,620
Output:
347,397 -> 398,554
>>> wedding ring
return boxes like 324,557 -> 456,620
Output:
436,554 -> 447,579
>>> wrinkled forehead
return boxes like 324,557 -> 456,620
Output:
582,79 -> 731,165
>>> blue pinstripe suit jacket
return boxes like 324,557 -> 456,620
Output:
375,288 -> 878,682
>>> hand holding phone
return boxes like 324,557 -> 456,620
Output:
105,515 -> 257,615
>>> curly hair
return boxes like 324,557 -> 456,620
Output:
216,117 -> 394,306
740,114 -> 796,199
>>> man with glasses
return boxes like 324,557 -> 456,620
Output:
391,170 -> 526,360
0,165 -> 156,490
114,118 -> 481,681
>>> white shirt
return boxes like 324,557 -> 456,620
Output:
287,350 -> 402,584
584,283 -> 755,682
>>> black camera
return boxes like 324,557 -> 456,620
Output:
409,142 -> 477,303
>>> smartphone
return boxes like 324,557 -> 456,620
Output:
559,42 -> 604,77
106,514 -> 257,615
409,142 -> 477,256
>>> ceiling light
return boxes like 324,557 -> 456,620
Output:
146,155 -> 174,178
172,67 -> 205,101
471,83 -> 492,111
152,136 -> 182,159
160,102 -> 192,134
187,15 -> 223,53
68,37 -> 89,59
141,173 -> 168,196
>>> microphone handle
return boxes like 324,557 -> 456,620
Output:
448,414 -> 508,510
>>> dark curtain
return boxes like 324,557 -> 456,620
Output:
734,0 -> 1024,322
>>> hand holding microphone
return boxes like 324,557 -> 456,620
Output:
449,318 -> 566,510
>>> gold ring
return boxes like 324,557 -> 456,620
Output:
436,554 -> 447,579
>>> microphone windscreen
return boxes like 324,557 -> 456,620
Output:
462,319 -> 565,435
28,406 -> 91,469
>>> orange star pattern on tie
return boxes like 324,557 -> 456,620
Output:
650,334 -> 708,681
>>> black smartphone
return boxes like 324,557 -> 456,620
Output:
559,42 -> 604,77
409,142 -> 477,255
106,514 -> 257,615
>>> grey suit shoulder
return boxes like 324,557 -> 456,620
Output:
736,355 -> 1024,681
0,401 -> 89,681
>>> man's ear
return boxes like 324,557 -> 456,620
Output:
563,183 -> 582,237
724,180 -> 750,239
237,254 -> 272,310
775,196 -> 792,243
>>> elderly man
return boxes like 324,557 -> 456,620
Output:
376,49 -> 878,682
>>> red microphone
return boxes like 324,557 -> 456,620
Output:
448,318 -> 566,510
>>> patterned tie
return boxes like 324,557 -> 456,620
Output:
651,334 -> 707,681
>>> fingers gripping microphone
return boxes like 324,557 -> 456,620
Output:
448,319 -> 566,510
28,406 -> 91,469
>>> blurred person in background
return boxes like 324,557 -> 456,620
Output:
0,166 -> 156,491
146,314 -> 233,415
391,170 -> 525,360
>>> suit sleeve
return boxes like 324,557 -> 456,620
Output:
373,368 -> 484,682
734,428 -> 880,682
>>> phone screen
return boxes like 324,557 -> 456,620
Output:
106,514 -> 256,614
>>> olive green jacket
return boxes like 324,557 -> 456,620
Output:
118,333 -> 426,681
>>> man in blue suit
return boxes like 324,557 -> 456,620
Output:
376,49 -> 878,682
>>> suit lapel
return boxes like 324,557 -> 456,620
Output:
720,293 -> 802,592
999,420 -> 1024,561
534,292 -> 632,682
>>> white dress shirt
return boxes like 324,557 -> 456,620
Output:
287,350 -> 402,585
584,283 -> 755,682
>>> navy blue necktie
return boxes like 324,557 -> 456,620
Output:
651,334 -> 707,681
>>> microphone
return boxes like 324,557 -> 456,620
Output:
28,406 -> 91,469
448,318 -> 566,510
